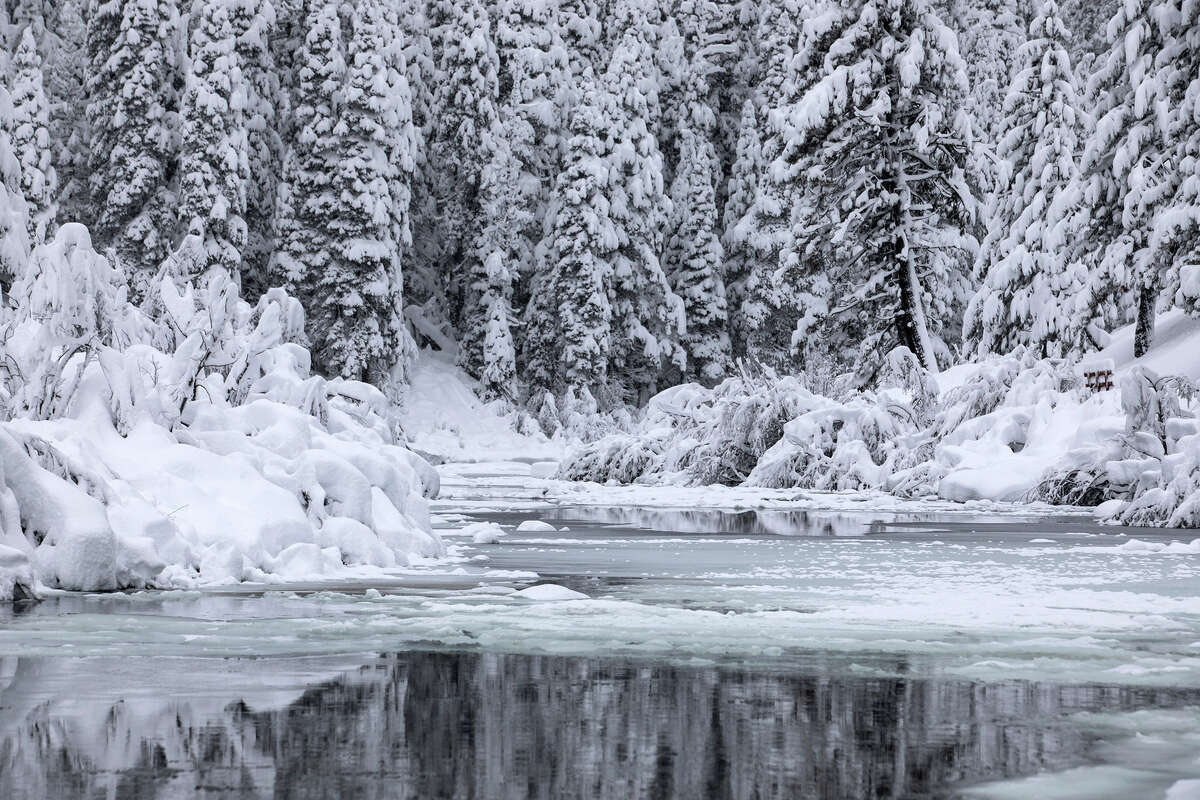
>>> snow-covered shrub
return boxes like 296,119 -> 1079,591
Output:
558,369 -> 820,486
0,224 -> 444,598
747,389 -> 928,490
1101,369 -> 1200,527
529,385 -> 637,446
557,347 -> 1166,513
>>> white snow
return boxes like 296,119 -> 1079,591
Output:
512,583 -> 589,601
1098,309 -> 1200,382
400,351 -> 563,463
516,519 -> 558,531
0,227 -> 444,596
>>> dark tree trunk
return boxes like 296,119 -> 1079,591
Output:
895,250 -> 921,361
1134,282 -> 1158,358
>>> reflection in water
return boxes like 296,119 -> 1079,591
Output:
533,506 -> 877,537
1,652 -> 1195,800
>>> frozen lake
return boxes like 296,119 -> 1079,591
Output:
2,466 -> 1199,798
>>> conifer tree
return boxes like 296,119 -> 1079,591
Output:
464,120 -> 523,401
665,73 -> 732,384
1075,0 -> 1178,355
271,2 -> 344,339
492,0 -> 571,287
423,0 -> 500,330
324,0 -> 417,384
85,0 -> 180,292
603,23 -> 685,400
547,84 -> 615,395
179,0 -> 248,278
557,0 -> 604,85
947,0 -> 1025,198
42,0 -> 90,228
10,27 -> 57,243
231,0 -> 282,297
762,0 -> 975,372
1148,0 -> 1200,316
722,98 -> 763,357
393,0 -> 439,316
964,0 -> 1085,358
0,87 -> 32,294
738,0 -> 827,369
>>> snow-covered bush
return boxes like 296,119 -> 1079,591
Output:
0,224 -> 443,599
1100,369 -> 1200,527
558,368 -> 819,485
560,344 -> 1200,527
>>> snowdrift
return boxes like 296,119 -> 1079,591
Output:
560,347 -> 1200,527
0,225 -> 442,600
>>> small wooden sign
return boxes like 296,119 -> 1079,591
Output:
1083,368 -> 1114,392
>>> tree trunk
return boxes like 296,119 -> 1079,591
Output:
1134,282 -> 1158,358
895,235 -> 936,370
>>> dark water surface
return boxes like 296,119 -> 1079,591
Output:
2,650 -> 1196,800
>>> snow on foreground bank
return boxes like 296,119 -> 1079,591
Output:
560,347 -> 1200,527
0,226 -> 442,600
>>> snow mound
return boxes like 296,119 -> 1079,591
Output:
512,583 -> 588,601
0,227 -> 443,597
460,522 -> 506,544
515,520 -> 557,532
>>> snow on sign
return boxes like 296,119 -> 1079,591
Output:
1081,360 -> 1115,392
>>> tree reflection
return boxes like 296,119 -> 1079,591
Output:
0,651 -> 1195,799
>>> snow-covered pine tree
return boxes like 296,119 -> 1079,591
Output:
1074,0 -> 1179,355
738,0 -> 829,370
458,0 -> 570,391
85,0 -> 181,293
271,2 -> 343,332
9,27 -> 57,244
179,0 -> 248,279
766,0 -> 976,373
41,0 -> 90,228
230,0 -> 282,298
664,71 -> 732,384
602,20 -> 686,401
319,0 -> 417,385
557,0 -> 604,86
945,0 -> 1024,200
722,97 -> 763,357
543,81 -> 615,396
964,0 -> 1085,358
462,119 -> 522,401
0,86 -> 32,294
1148,0 -> 1200,316
422,0 -> 501,333
675,0 -> 749,203
492,0 -> 571,299
394,0 -> 440,319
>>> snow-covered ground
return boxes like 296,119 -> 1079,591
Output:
400,351 -> 564,464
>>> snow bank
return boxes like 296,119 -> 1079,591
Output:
0,226 -> 443,598
559,346 -> 1200,527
